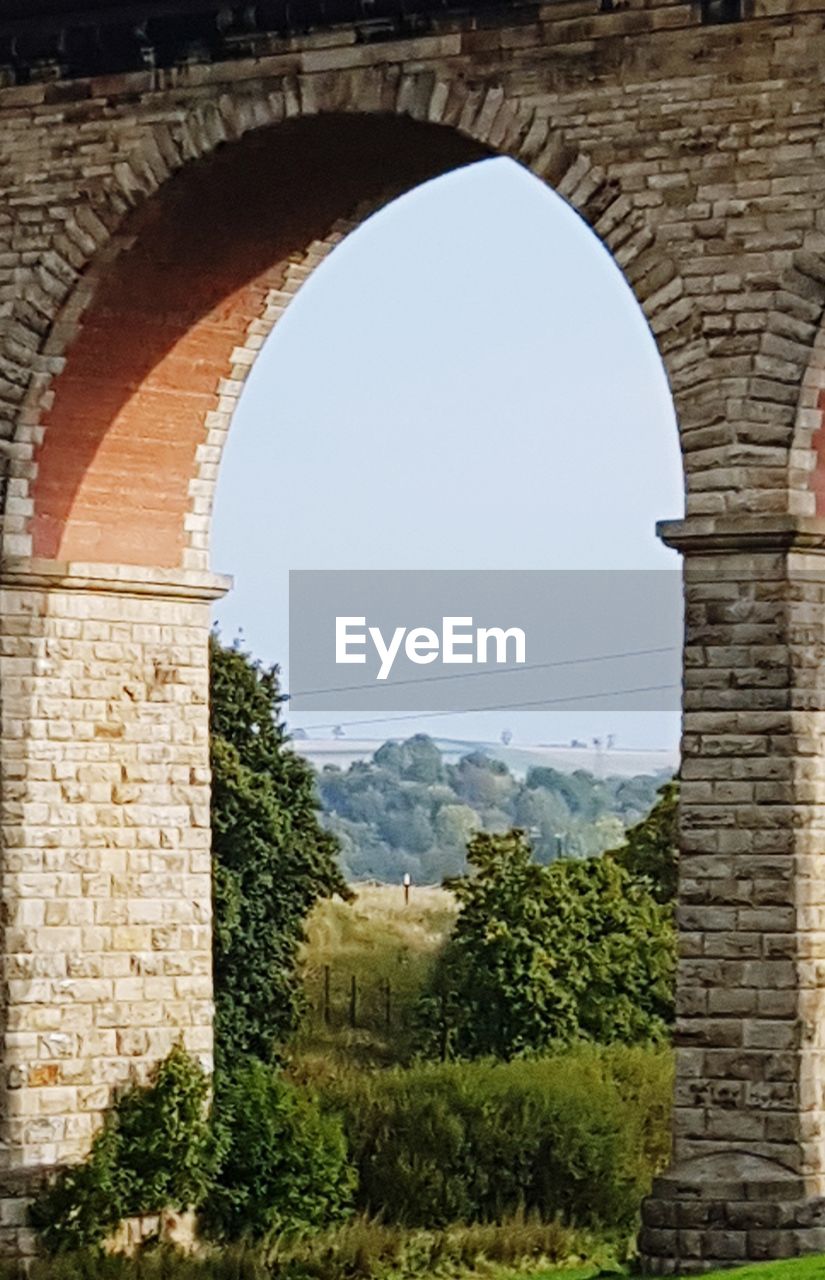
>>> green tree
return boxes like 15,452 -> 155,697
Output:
434,803 -> 480,850
374,734 -> 445,783
203,1059 -> 354,1241
608,780 -> 679,904
424,830 -> 675,1059
210,635 -> 347,1064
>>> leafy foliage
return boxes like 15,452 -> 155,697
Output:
202,1059 -> 354,1242
607,780 -> 679,904
31,1050 -> 355,1254
321,1046 -> 673,1230
210,635 -> 348,1064
31,1047 -> 217,1254
421,830 -> 675,1059
318,735 -> 668,882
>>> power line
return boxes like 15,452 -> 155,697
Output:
285,644 -> 679,700
296,681 -> 680,735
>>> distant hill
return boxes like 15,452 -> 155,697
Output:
293,734 -> 678,780
308,733 -> 673,884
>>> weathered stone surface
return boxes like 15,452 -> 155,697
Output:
4,0 -> 825,1269
0,563 -> 226,1256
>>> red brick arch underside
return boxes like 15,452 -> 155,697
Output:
30,114 -> 491,569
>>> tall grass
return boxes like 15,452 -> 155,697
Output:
319,1044 -> 674,1231
295,886 -> 456,1067
11,1214 -> 616,1280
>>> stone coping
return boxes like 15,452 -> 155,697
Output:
658,514 -> 825,554
0,558 -> 232,601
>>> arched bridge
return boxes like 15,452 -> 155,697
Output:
0,0 -> 824,1269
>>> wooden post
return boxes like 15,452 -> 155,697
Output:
440,992 -> 449,1063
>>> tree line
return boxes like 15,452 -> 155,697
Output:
317,732 -> 667,883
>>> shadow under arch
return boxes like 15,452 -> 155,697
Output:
30,114 -> 493,568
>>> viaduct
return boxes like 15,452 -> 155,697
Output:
1,0 -> 825,1269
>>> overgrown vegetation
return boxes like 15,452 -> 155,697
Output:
6,1242 -> 825,1280
318,1046 -> 673,1230
210,635 -> 347,1064
318,734 -> 667,882
7,1216 -> 626,1280
419,828 -> 675,1059
202,1059 -> 353,1242
32,1051 -> 352,1253
30,1047 -> 217,1253
31,1042 -> 672,1254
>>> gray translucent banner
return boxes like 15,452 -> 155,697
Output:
288,571 -> 683,714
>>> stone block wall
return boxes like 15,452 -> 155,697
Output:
0,562 -> 225,1256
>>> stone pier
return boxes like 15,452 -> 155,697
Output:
0,562 -> 226,1255
641,516 -> 825,1272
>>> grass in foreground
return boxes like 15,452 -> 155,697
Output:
10,1240 -> 825,1280
693,1262 -> 825,1280
515,1258 -> 825,1280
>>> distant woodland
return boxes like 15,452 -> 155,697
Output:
315,734 -> 669,883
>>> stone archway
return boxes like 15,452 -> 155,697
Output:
0,84 -> 695,1256
1,30 -> 825,1268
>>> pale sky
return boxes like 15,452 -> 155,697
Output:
212,157 -> 685,751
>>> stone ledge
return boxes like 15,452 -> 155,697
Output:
659,514 -> 825,555
0,558 -> 232,602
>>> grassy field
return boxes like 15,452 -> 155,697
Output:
292,883 -> 456,1067
512,1261 -> 825,1280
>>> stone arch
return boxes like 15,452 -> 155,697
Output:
0,65 -> 694,568
0,65 -> 703,1218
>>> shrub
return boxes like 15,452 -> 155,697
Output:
31,1047 -> 216,1254
202,1059 -> 354,1242
420,830 -> 675,1059
320,1045 -> 673,1231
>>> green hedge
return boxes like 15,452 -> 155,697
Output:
320,1045 -> 673,1230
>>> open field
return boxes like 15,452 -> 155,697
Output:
293,883 -> 456,1067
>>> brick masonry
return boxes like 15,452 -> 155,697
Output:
2,0 -> 825,1267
